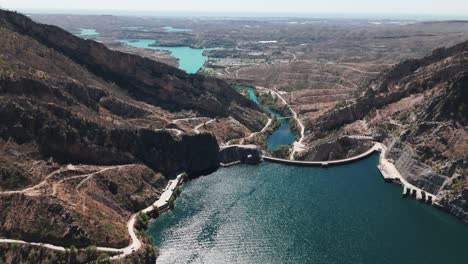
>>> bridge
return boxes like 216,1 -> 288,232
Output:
275,116 -> 293,120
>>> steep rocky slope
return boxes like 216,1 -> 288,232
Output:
300,40 -> 468,222
0,10 -> 265,130
0,9 -> 266,262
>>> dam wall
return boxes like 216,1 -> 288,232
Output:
263,144 -> 382,167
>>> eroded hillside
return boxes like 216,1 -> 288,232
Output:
0,9 -> 266,262
300,41 -> 468,222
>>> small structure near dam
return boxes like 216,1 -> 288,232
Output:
219,144 -> 262,166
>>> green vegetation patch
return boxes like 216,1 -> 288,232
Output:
271,145 -> 291,159
257,92 -> 292,117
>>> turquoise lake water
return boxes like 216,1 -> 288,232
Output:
148,155 -> 468,264
77,28 -> 99,36
246,87 -> 295,151
163,26 -> 192,32
119,39 -> 207,74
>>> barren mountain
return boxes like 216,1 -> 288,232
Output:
300,40 -> 468,222
0,9 -> 265,262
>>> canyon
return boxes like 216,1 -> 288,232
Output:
0,7 -> 467,263
0,9 -> 265,263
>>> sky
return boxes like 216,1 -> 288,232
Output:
1,0 -> 468,16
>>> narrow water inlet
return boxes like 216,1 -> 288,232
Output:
245,87 -> 295,151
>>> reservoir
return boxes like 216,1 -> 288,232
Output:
77,28 -> 99,36
119,39 -> 207,74
163,26 -> 192,32
148,155 -> 468,264
246,87 -> 295,151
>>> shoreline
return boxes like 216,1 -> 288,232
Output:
0,142 -> 461,259
263,142 -> 437,204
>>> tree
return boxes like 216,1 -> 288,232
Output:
145,245 -> 157,263
136,212 -> 149,230
27,249 -> 39,263
147,208 -> 160,219
96,253 -> 110,263
69,245 -> 78,263
86,245 -> 98,261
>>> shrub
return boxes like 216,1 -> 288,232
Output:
272,145 -> 290,159
86,245 -> 98,260
69,245 -> 78,256
27,249 -> 39,263
145,245 -> 157,262
96,253 -> 110,263
175,187 -> 182,197
147,208 -> 160,219
69,245 -> 78,262
136,212 -> 149,230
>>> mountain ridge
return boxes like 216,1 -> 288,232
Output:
0,9 -> 266,262
300,39 -> 468,222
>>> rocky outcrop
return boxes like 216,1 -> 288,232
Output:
437,178 -> 468,222
219,145 -> 262,165
310,40 -> 468,134
385,140 -> 447,194
0,86 -> 219,177
298,137 -> 373,161
99,97 -> 151,118
310,87 -> 417,133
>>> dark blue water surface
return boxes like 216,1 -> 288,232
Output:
149,155 -> 468,264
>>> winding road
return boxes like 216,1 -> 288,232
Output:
172,117 -> 215,134
193,119 -> 215,134
232,117 -> 273,145
0,167 -> 185,260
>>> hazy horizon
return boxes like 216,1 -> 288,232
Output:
2,0 -> 468,20
5,9 -> 468,21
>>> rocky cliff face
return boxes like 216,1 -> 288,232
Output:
303,40 -> 468,222
219,145 -> 262,165
297,137 -> 373,161
0,9 -> 264,132
0,71 -> 220,178
310,41 -> 468,133
0,9 -> 266,256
